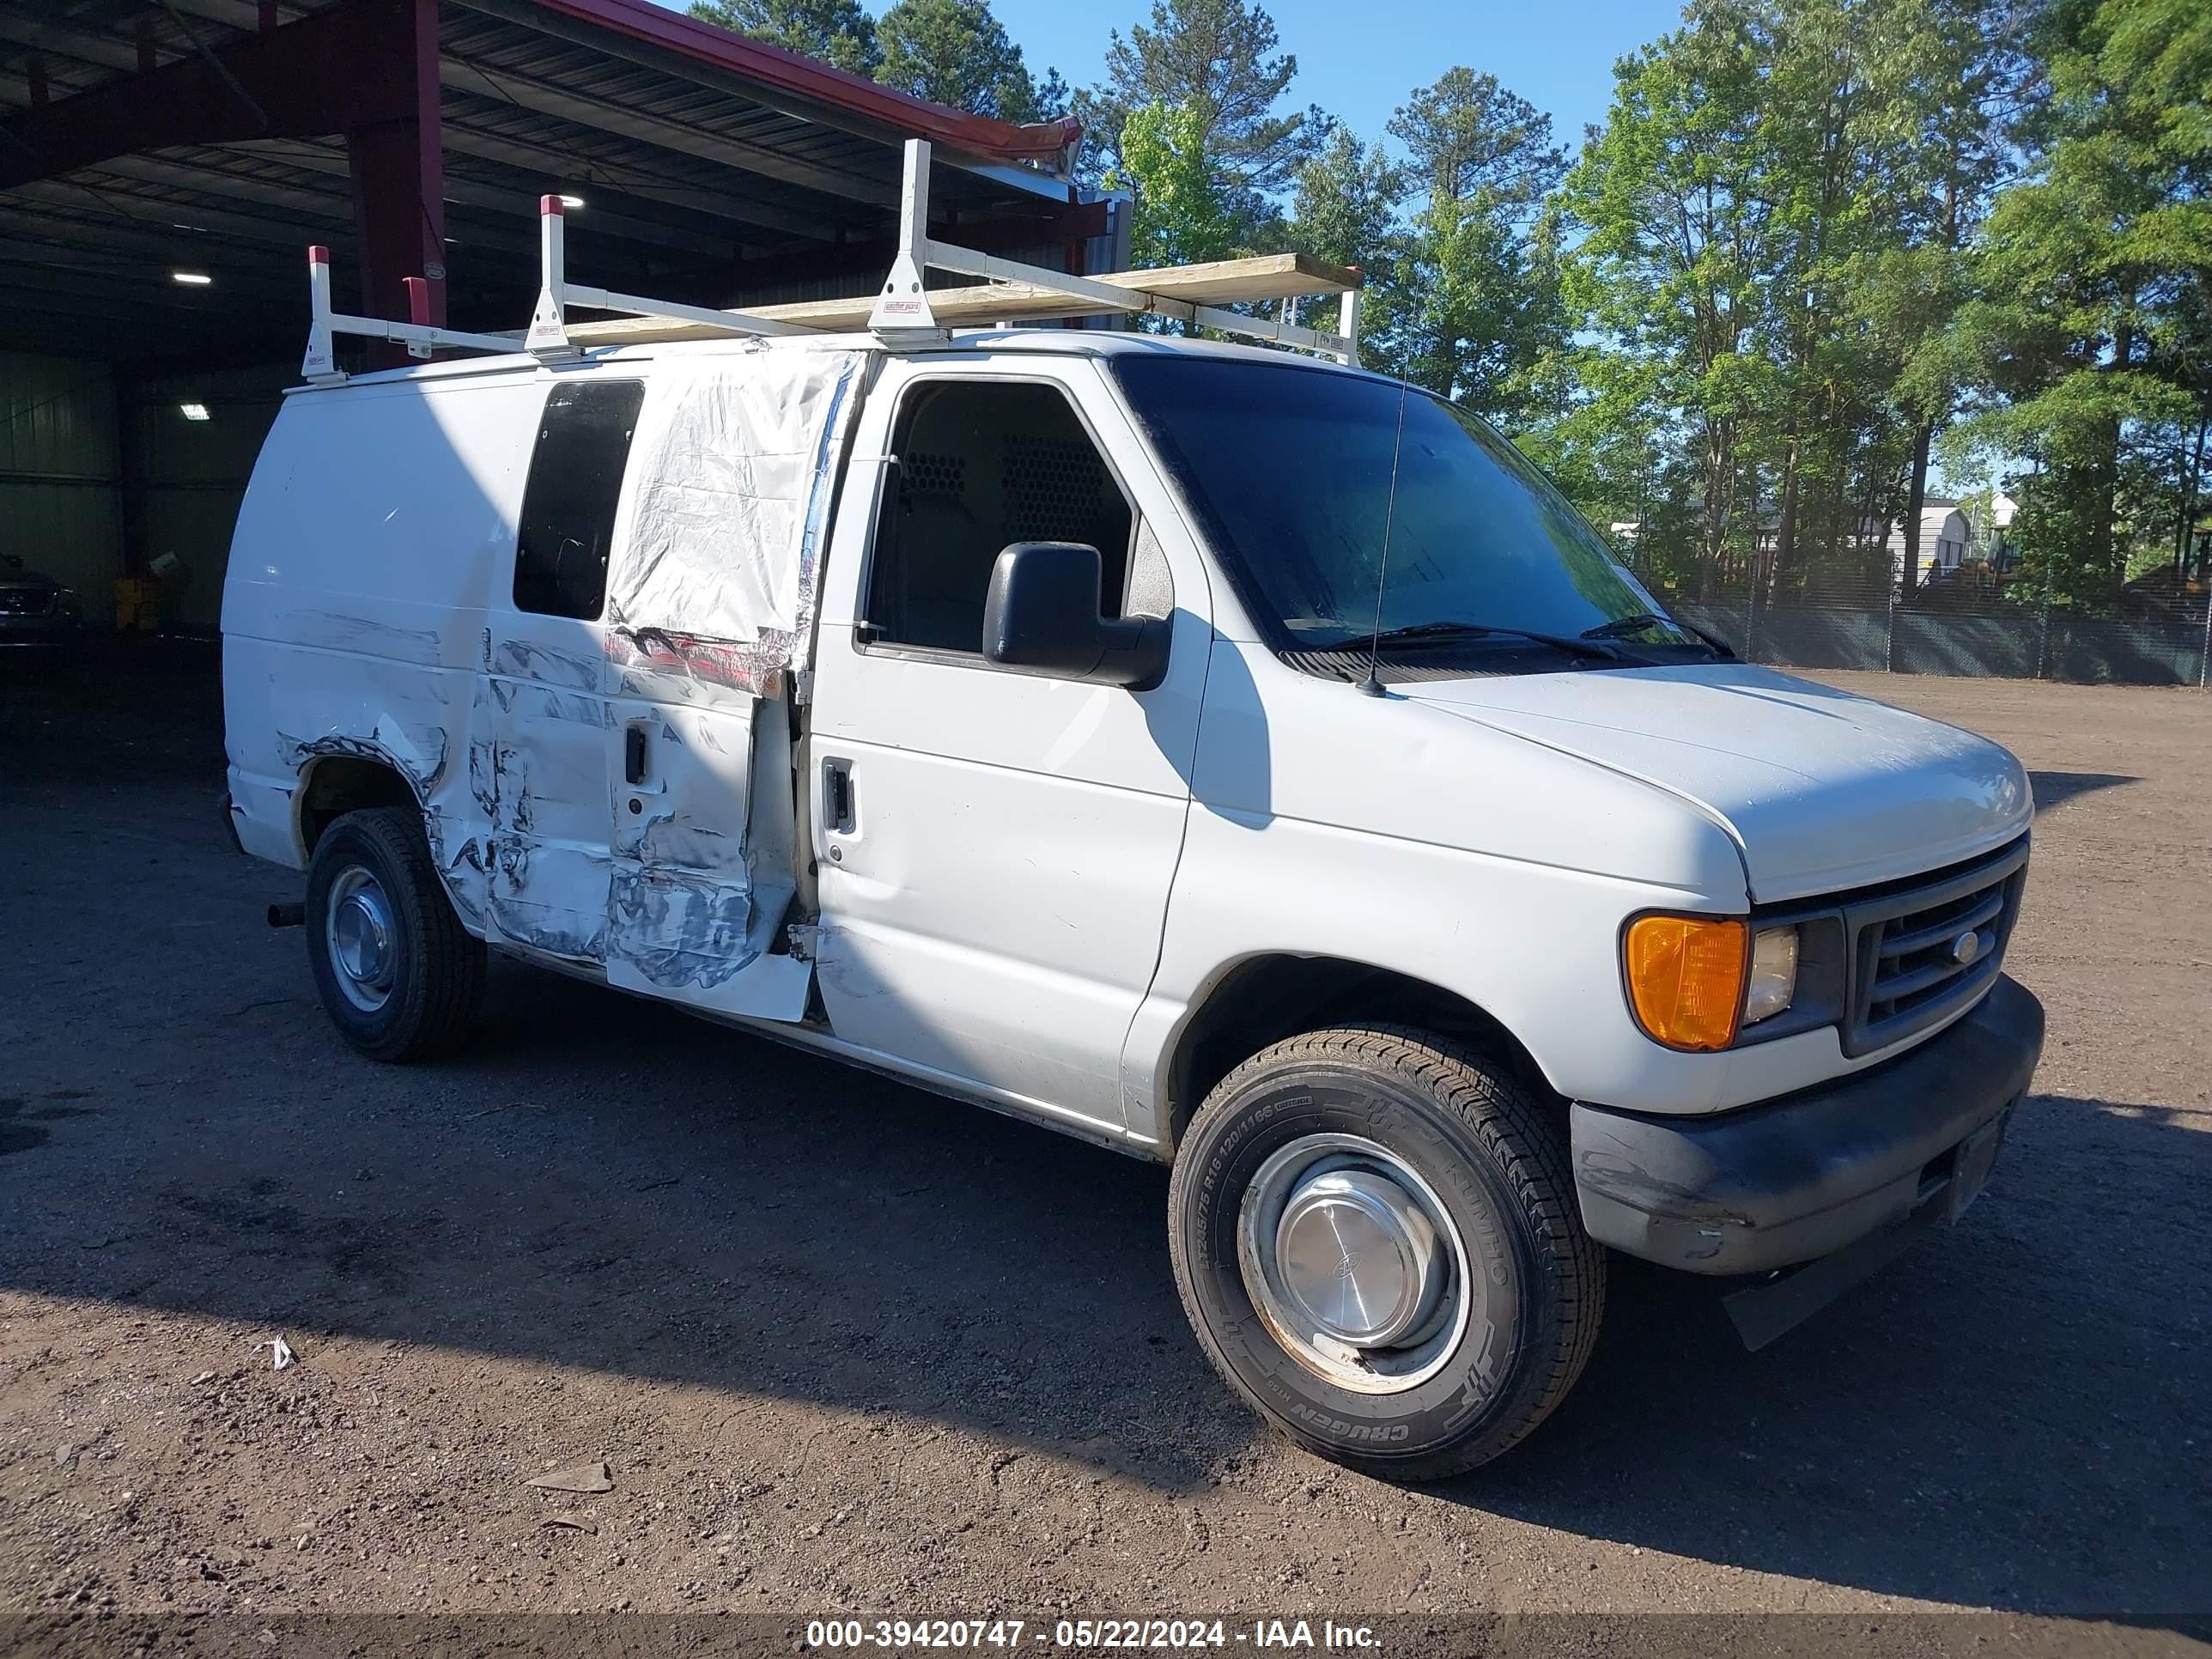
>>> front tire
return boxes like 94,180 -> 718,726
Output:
305,805 -> 486,1062
1168,1026 -> 1604,1480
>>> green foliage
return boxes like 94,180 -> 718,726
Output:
1103,100 -> 1238,270
1358,68 -> 1572,422
1541,0 -> 1778,593
686,0 -> 878,76
1088,0 -> 1323,230
1387,68 -> 1567,214
1285,128 -> 1404,271
1948,0 -> 2212,606
698,0 -> 2209,610
876,0 -> 1052,122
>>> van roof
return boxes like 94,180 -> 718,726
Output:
286,325 -> 1384,396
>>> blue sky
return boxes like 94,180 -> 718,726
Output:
902,0 -> 1689,153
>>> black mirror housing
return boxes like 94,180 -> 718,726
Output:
981,542 -> 1169,690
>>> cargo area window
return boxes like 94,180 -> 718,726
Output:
513,379 -> 646,620
866,380 -> 1135,654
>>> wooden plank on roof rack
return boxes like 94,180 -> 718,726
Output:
558,252 -> 1362,346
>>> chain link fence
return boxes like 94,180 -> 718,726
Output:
1625,555 -> 2212,690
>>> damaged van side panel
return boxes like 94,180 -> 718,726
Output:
223,347 -> 860,1020
222,372 -> 549,902
603,692 -> 809,1021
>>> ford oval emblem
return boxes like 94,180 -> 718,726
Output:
1951,930 -> 1981,966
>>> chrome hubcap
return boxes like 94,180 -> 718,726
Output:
325,866 -> 397,1012
1238,1133 -> 1473,1395
1274,1168 -> 1443,1346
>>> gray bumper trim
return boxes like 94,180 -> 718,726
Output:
1571,975 -> 2045,1276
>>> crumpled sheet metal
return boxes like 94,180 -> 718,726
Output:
606,348 -> 863,698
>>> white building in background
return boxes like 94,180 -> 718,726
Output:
1604,491 -> 2021,582
1983,493 -> 2020,567
1892,498 -> 1972,586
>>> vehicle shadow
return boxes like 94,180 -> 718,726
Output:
4,659 -> 2207,1618
2027,769 -> 2136,815
9,947 -> 2208,1617
1445,1087 -> 2210,1616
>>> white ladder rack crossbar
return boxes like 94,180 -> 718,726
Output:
301,202 -> 816,383
871,140 -> 1360,365
524,196 -> 816,354
302,247 -> 523,382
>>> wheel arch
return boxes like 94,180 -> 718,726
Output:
1158,953 -> 1559,1158
295,750 -> 423,859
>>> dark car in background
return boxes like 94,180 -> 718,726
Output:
0,554 -> 88,648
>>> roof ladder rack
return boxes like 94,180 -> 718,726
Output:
522,196 -> 817,357
296,164 -> 1362,375
301,198 -> 823,383
301,247 -> 523,384
866,139 -> 1361,366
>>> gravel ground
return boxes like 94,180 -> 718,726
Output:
1,650 -> 2206,1654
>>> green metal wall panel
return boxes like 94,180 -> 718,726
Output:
0,352 -> 124,623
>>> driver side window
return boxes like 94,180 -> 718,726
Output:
865,380 -> 1135,653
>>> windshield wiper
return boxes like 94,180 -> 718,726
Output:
1581,611 -> 1736,658
1359,620 -> 1628,662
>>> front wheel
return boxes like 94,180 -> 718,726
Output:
304,805 -> 486,1062
1168,1026 -> 1605,1480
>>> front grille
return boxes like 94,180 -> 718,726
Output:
1841,837 -> 2029,1057
0,586 -> 55,617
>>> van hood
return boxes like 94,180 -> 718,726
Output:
1401,663 -> 2032,902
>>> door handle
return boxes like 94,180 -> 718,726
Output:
623,723 -> 649,786
823,757 -> 855,835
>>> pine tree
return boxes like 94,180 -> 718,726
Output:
686,0 -> 878,77
1387,69 -> 1567,215
1553,0 -> 1779,599
1378,69 -> 1571,422
1087,0 -> 1323,222
1286,128 -> 1403,271
1283,129 -> 1404,342
1950,0 -> 2211,606
876,0 -> 1050,122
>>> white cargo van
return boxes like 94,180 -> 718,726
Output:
222,154 -> 2042,1477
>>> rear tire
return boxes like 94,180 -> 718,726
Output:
1168,1025 -> 1604,1480
305,805 -> 486,1062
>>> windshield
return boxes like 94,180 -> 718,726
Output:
1113,355 -> 1689,653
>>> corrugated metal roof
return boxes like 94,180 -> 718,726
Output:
0,0 -> 1092,362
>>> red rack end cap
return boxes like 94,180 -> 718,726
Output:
539,194 -> 564,216
307,245 -> 330,265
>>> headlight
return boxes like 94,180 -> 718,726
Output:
1742,925 -> 1800,1026
1622,915 -> 1746,1052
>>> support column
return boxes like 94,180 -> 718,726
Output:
113,369 -> 149,580
344,0 -> 444,357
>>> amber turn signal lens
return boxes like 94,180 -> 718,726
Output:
1624,915 -> 1748,1051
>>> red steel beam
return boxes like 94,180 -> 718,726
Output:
0,0 -> 428,185
513,0 -> 1080,166
0,0 -> 446,345
346,0 -> 447,347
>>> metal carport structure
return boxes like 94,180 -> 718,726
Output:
0,0 -> 1112,359
0,0 -> 1117,625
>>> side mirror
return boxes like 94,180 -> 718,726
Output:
981,541 -> 1169,691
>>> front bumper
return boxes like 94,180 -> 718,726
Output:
1571,974 -> 2044,1277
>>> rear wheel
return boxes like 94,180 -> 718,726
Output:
305,805 -> 486,1061
1168,1025 -> 1604,1480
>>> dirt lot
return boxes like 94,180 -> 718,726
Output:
2,652 -> 2207,1652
